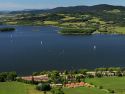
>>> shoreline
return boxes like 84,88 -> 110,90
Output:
1,24 -> 125,35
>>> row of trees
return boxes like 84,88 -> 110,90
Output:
18,14 -> 65,22
61,67 -> 125,74
0,72 -> 17,82
33,67 -> 125,76
95,67 -> 123,72
60,28 -> 96,34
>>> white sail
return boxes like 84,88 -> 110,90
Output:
94,45 -> 96,49
10,34 -> 13,38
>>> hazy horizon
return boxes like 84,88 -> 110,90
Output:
0,0 -> 125,11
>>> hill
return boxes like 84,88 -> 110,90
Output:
1,4 -> 125,35
9,4 -> 125,14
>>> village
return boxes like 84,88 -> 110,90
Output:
0,67 -> 125,94
19,67 -> 125,89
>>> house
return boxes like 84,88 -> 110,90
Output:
86,71 -> 96,76
50,84 -> 63,87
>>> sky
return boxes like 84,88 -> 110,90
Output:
0,0 -> 125,11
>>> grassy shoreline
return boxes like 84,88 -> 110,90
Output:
3,23 -> 125,35
1,76 -> 125,94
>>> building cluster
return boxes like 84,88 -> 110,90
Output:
65,82 -> 94,88
21,75 -> 49,82
86,71 -> 124,77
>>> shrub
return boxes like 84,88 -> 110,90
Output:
99,86 -> 103,89
108,89 -> 115,93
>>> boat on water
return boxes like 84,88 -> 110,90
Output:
94,45 -> 96,49
41,41 -> 45,47
10,34 -> 13,38
41,41 -> 43,45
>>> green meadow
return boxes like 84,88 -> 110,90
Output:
114,27 -> 125,34
63,87 -> 108,94
1,77 -> 125,94
86,77 -> 125,94
0,82 -> 51,94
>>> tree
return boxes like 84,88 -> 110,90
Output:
63,70 -> 68,75
0,75 -> 5,82
0,72 -> 17,82
36,83 -> 51,91
116,71 -> 123,77
50,71 -> 63,84
108,67 -> 121,72
7,72 -> 17,81
75,76 -> 81,82
32,72 -> 40,76
96,73 -> 102,78
0,72 -> 8,82
78,69 -> 88,75
95,68 -> 107,72
71,70 -> 78,74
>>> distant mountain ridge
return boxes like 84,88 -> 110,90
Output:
9,4 -> 125,14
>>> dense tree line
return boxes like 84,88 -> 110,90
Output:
18,14 -> 65,21
60,28 -> 96,34
0,72 -> 17,82
0,27 -> 15,32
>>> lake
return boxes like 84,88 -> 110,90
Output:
0,25 -> 125,75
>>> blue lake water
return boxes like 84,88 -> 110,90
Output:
0,25 -> 125,75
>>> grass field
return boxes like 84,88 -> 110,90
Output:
63,87 -> 108,94
86,77 -> 125,94
0,81 -> 108,94
114,27 -> 125,34
62,16 -> 76,21
1,77 -> 125,94
44,21 -> 58,25
0,82 -> 51,94
89,17 -> 106,24
61,22 -> 86,28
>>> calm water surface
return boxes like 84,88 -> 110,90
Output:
0,25 -> 125,75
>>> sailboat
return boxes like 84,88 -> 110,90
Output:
41,41 -> 43,45
10,34 -> 13,38
41,41 -> 44,47
94,45 -> 96,49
